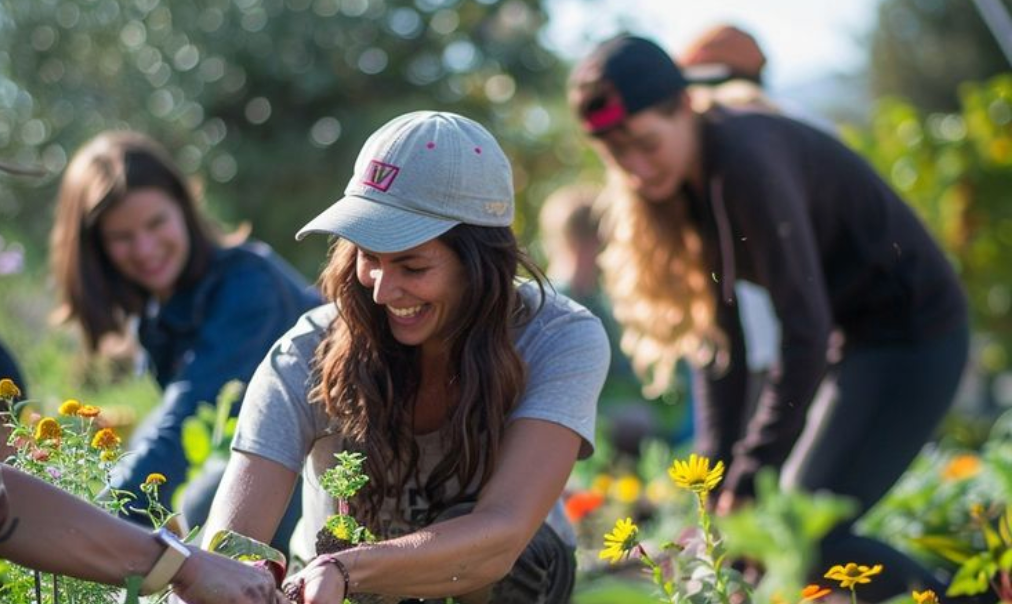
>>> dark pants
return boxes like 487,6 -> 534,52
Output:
404,503 -> 575,604
781,322 -> 970,601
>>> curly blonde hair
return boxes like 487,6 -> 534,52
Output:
598,175 -> 725,398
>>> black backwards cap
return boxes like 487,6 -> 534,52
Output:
569,35 -> 689,135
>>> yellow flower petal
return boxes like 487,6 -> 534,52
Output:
668,453 -> 725,495
91,428 -> 121,450
144,473 -> 167,487
34,417 -> 61,442
0,378 -> 21,400
600,517 -> 639,564
912,589 -> 940,604
58,399 -> 82,416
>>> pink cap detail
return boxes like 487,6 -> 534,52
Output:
426,142 -> 435,149
474,147 -> 482,154
583,98 -> 627,133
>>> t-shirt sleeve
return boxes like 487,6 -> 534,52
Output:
231,320 -> 324,474
511,305 -> 610,459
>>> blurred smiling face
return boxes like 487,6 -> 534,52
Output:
355,238 -> 467,356
594,100 -> 696,203
99,187 -> 190,301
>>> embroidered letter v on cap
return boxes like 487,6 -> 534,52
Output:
363,160 -> 400,192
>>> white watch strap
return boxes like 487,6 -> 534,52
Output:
140,528 -> 191,595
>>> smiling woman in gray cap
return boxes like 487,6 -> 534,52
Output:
201,111 -> 610,604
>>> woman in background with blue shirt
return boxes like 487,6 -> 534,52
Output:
49,131 -> 321,550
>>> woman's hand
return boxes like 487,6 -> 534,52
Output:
714,489 -> 742,516
170,549 -> 288,603
281,555 -> 347,604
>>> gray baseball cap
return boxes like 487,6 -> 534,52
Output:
296,110 -> 514,252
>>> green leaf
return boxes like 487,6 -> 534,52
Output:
213,380 -> 244,447
947,555 -> 996,596
181,416 -> 212,467
910,534 -> 976,564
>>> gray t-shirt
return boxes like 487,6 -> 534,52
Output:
232,281 -> 610,558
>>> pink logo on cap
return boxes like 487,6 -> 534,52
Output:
363,160 -> 400,191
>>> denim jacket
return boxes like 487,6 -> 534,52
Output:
111,242 -> 322,517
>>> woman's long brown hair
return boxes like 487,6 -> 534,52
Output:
595,98 -> 726,397
49,131 -> 217,352
312,225 -> 543,532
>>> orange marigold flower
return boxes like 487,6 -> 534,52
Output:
34,417 -> 62,442
144,473 -> 167,487
58,399 -> 82,416
801,584 -> 832,601
0,377 -> 21,400
91,427 -> 121,450
941,454 -> 981,482
913,589 -> 940,604
564,490 -> 605,523
76,405 -> 101,418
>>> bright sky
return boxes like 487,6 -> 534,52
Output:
544,0 -> 882,91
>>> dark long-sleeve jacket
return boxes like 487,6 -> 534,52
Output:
111,242 -> 322,517
687,108 -> 967,496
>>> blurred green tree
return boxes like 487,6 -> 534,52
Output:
869,0 -> 1012,113
0,0 -> 591,274
842,74 -> 1012,373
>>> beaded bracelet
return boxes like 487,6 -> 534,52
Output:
319,553 -> 352,599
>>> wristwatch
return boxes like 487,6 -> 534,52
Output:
140,527 -> 192,595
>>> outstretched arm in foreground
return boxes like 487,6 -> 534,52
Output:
0,465 -> 285,604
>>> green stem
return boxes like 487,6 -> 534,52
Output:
697,493 -> 731,604
636,544 -> 675,598
850,587 -> 857,604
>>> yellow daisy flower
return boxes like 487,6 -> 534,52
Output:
824,562 -> 883,589
144,473 -> 168,487
76,405 -> 101,418
599,517 -> 639,564
610,474 -> 642,504
0,378 -> 21,400
668,453 -> 725,495
58,399 -> 82,416
91,427 -> 121,450
34,417 -> 62,442
912,589 -> 940,604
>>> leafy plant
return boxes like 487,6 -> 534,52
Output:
718,469 -> 858,603
316,451 -> 376,555
0,384 -> 175,604
597,453 -> 750,604
915,504 -> 1012,601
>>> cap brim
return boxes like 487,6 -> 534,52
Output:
295,195 -> 459,253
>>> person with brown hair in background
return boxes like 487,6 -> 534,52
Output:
0,159 -> 284,604
569,34 -> 970,601
49,131 -> 320,551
